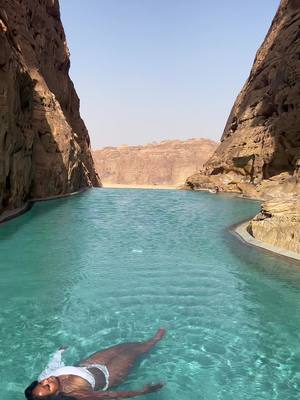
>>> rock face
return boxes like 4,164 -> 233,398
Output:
183,0 -> 300,256
0,0 -> 100,215
186,0 -> 300,199
93,139 -> 217,186
247,197 -> 300,254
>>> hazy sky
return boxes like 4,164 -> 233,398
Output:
59,0 -> 279,149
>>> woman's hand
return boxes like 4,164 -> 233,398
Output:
58,346 -> 68,352
142,383 -> 164,394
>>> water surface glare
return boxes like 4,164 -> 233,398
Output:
1,189 -> 300,400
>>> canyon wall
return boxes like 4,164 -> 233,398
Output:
93,139 -> 217,186
0,0 -> 100,215
184,0 -> 300,256
186,0 -> 300,200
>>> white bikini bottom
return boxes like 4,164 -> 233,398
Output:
84,363 -> 110,391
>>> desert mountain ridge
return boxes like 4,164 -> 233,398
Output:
93,138 -> 218,187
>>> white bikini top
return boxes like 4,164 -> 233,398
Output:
40,365 -> 96,389
38,349 -> 111,390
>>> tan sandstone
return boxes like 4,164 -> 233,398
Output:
0,0 -> 101,216
247,197 -> 300,255
93,139 -> 217,187
185,0 -> 300,200
183,0 -> 300,256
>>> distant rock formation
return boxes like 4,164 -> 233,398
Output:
0,0 -> 100,215
93,139 -> 217,186
185,0 -> 300,199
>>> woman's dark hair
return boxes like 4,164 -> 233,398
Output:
24,381 -> 77,400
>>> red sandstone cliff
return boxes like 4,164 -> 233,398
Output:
0,0 -> 101,215
93,139 -> 217,187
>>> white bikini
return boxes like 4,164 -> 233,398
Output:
38,349 -> 110,391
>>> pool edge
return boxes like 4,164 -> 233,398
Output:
232,220 -> 300,264
0,187 -> 90,225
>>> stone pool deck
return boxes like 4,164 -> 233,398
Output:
234,221 -> 300,263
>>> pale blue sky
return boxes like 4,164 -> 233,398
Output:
60,0 -> 279,149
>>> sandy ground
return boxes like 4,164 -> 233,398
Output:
103,183 -> 179,190
234,221 -> 300,263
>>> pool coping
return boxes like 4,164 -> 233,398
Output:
3,187 -> 300,264
0,188 -> 89,225
232,220 -> 300,263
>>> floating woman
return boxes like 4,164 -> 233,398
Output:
25,328 -> 166,400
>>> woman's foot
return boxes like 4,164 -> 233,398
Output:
153,328 -> 166,342
144,328 -> 166,351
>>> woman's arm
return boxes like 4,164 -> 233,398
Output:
68,383 -> 164,399
38,348 -> 66,381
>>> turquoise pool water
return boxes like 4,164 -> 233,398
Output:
1,189 -> 300,400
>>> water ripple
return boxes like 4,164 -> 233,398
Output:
1,189 -> 300,399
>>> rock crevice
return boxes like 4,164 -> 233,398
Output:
0,0 -> 101,214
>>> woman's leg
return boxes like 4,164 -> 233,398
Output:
104,328 -> 166,388
105,350 -> 148,388
80,328 -> 166,367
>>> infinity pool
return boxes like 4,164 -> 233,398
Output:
1,189 -> 300,400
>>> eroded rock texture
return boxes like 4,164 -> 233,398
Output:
93,139 -> 217,186
0,0 -> 100,214
247,198 -> 300,254
186,0 -> 300,198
